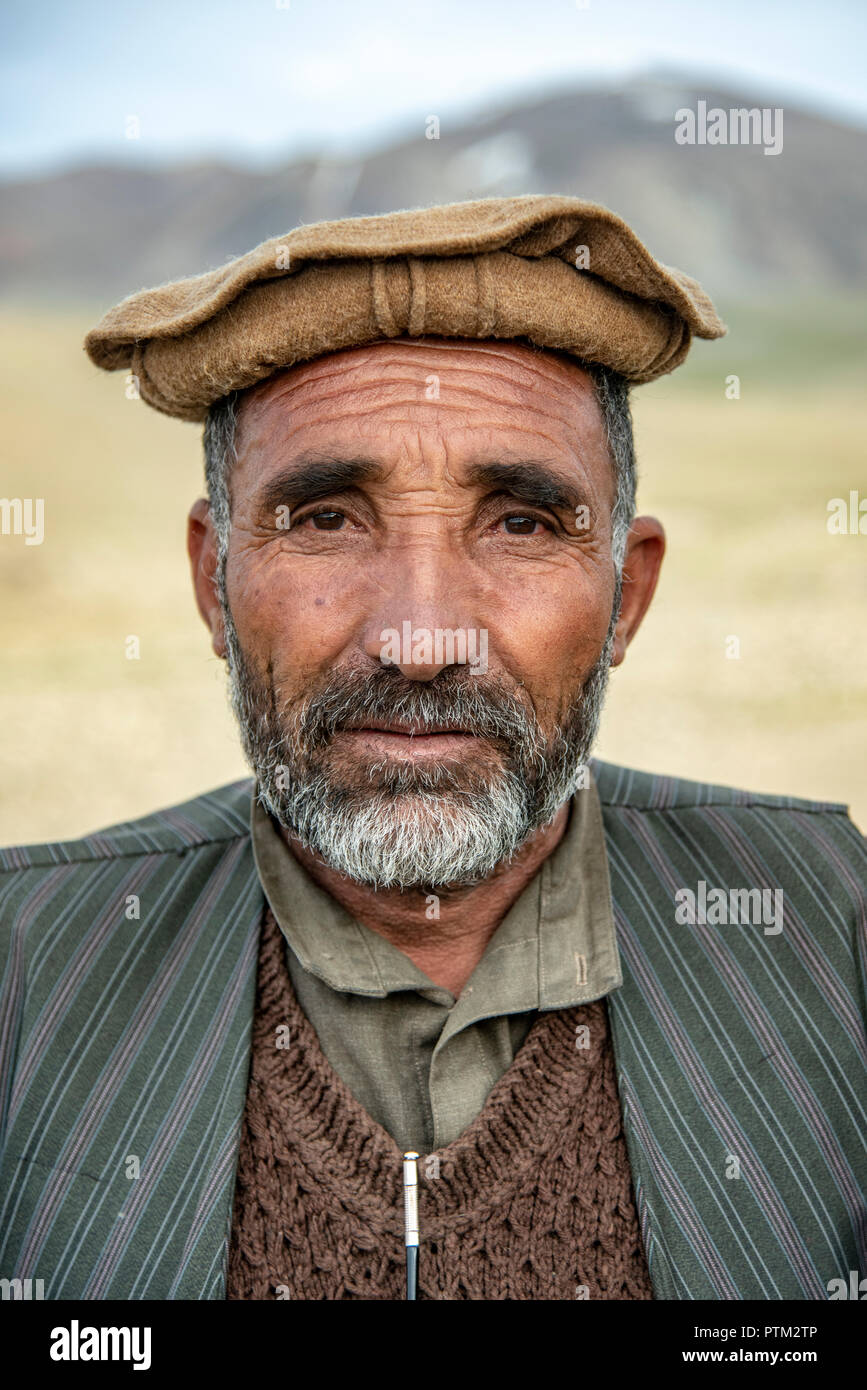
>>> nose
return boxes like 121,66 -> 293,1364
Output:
365,617 -> 489,681
361,562 -> 486,682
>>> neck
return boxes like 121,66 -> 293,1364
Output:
280,802 -> 571,997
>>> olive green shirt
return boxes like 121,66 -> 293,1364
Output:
250,775 -> 621,1153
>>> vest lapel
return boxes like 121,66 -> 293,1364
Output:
603,803 -> 864,1300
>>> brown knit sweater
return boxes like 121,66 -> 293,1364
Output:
226,907 -> 653,1300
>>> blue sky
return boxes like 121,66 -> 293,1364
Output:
2,0 -> 865,177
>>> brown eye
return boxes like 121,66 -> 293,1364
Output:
503,515 -> 543,535
310,511 -> 345,531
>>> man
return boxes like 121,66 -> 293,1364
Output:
1,196 -> 864,1301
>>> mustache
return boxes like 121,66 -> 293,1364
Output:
280,662 -> 546,753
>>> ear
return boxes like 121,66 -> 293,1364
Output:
187,498 -> 227,659
610,516 -> 665,668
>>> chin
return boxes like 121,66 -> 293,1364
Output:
287,795 -> 532,893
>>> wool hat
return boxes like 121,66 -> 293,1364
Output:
83,194 -> 725,422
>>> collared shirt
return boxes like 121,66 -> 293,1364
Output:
250,771 -> 621,1153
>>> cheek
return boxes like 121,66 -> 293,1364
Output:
488,568 -> 614,694
226,551 -> 359,674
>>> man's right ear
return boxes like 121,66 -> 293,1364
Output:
187,499 -> 227,659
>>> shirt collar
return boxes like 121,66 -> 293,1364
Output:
250,768 -> 621,1016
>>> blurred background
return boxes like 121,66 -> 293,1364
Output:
1,0 -> 865,841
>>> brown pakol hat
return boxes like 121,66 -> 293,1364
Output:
84,194 -> 726,422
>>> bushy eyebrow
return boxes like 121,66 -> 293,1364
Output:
464,460 -> 591,514
253,456 -> 383,515
252,453 -> 591,517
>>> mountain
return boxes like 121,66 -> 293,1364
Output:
1,75 -> 865,308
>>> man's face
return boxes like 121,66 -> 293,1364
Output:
189,337 -> 663,890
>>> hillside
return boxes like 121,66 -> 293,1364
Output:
2,74 -> 865,308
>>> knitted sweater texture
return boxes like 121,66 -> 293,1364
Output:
226,907 -> 653,1300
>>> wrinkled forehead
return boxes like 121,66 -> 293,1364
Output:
233,337 -> 607,465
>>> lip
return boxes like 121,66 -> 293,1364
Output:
342,721 -> 473,737
337,723 -> 480,758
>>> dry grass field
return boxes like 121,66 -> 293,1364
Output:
1,304 -> 865,843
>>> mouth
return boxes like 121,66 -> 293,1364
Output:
336,720 -> 480,759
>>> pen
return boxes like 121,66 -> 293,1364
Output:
403,1150 -> 419,1300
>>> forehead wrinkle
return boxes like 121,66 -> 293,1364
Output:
291,413 -> 588,471
242,341 -> 597,419
248,387 -> 597,447
237,350 -> 610,503
286,363 -> 591,417
410,352 -> 596,404
311,336 -> 597,390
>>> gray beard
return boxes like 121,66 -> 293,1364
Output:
221,599 -> 616,891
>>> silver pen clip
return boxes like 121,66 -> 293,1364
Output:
403,1151 -> 419,1300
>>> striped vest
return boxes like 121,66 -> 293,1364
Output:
0,760 -> 865,1299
